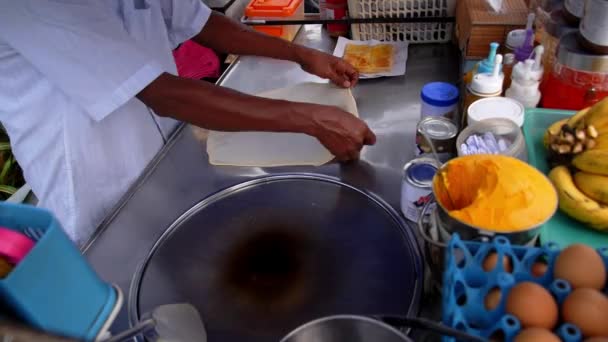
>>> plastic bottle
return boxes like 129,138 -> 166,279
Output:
505,13 -> 535,53
464,42 -> 500,85
325,0 -> 349,37
506,46 -> 545,108
462,54 -> 505,128
515,13 -> 536,62
502,53 -> 516,92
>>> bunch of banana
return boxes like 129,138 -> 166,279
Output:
543,108 -> 599,159
549,166 -> 608,231
545,97 -> 608,232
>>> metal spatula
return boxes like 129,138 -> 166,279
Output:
106,303 -> 207,342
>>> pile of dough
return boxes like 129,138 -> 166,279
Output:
343,44 -> 394,74
206,82 -> 359,167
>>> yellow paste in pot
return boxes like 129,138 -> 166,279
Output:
433,155 -> 557,231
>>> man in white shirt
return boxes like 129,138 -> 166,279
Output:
0,1 -> 375,246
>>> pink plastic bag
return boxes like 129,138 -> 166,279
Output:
173,40 -> 221,79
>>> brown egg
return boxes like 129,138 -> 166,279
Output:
485,288 -> 502,310
514,328 -> 561,342
562,288 -> 608,337
554,244 -> 606,289
483,252 -> 513,272
531,261 -> 548,277
506,282 -> 558,329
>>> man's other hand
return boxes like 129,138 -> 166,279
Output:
297,48 -> 359,88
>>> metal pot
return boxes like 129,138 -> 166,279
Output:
431,190 -> 545,247
579,0 -> 608,54
280,315 -> 485,342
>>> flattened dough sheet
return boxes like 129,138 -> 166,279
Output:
207,82 -> 359,167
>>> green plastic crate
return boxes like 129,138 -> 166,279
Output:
523,108 -> 608,248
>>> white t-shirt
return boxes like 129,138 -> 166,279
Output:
0,0 -> 212,245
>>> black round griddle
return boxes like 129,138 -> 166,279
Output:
129,174 -> 423,342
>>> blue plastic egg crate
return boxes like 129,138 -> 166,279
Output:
441,234 -> 608,342
0,202 -> 118,341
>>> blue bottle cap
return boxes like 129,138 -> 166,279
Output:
420,82 -> 459,107
478,42 -> 500,74
407,163 -> 437,185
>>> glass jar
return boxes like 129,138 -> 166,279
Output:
539,9 -> 577,86
541,32 -> 608,110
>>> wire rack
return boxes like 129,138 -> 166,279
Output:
348,0 -> 456,43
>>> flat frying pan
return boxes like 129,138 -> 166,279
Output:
128,174 -> 424,342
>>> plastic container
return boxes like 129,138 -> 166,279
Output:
522,108 -> 608,249
505,46 -> 544,108
420,82 -> 459,121
505,30 -> 526,52
0,227 -> 35,264
245,0 -> 304,41
442,234 -> 605,341
0,202 -> 120,341
347,0 -> 456,43
467,97 -> 525,128
464,43 -> 502,86
456,118 -> 527,161
325,0 -> 348,37
462,55 -> 505,128
514,14 -> 536,62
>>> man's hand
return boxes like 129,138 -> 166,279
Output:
139,73 -> 375,163
297,48 -> 359,88
194,13 -> 359,88
302,104 -> 376,161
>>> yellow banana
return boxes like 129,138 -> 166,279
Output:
543,118 -> 568,148
583,97 -> 608,132
592,134 -> 608,150
572,150 -> 608,176
574,172 -> 608,205
567,107 -> 591,129
548,166 -> 608,231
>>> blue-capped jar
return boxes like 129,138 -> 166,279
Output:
420,82 -> 460,122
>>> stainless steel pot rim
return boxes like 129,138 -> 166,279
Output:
432,191 -> 557,234
279,315 -> 410,342
431,160 -> 559,235
127,172 -> 424,334
557,32 -> 608,73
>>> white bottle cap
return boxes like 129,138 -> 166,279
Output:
470,54 -> 504,95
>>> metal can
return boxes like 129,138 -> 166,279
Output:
400,157 -> 440,223
415,116 -> 458,163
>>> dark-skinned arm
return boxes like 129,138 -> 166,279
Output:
191,12 -> 358,88
136,73 -> 375,160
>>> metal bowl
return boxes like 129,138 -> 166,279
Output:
430,158 -> 558,247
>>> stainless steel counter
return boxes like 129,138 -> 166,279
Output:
84,25 -> 459,336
